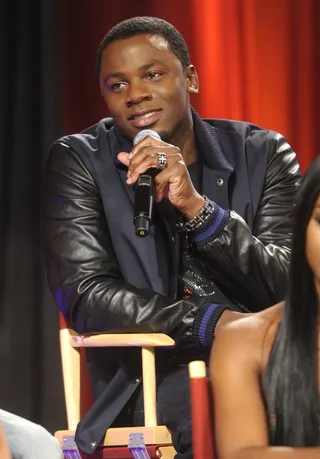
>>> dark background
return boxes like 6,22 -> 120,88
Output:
0,0 -> 319,433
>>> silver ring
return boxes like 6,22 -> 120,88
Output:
157,152 -> 167,168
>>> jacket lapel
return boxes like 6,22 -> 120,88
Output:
192,108 -> 234,209
109,126 -> 135,206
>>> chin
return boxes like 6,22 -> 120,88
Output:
155,130 -> 170,142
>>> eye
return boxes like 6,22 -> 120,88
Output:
146,71 -> 163,80
110,82 -> 127,92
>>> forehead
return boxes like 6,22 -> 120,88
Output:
100,34 -> 181,74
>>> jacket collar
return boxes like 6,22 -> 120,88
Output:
191,107 -> 232,172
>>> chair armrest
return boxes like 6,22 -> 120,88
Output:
70,333 -> 175,348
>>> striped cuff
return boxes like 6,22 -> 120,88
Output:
193,301 -> 230,347
193,202 -> 229,246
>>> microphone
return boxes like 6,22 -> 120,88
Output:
132,129 -> 161,238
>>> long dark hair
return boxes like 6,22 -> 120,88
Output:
265,155 -> 320,446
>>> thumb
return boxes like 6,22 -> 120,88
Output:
117,152 -> 130,166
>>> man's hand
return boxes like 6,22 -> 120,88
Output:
117,135 -> 205,220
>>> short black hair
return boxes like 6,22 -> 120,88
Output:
96,16 -> 191,76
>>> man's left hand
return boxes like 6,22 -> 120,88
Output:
117,135 -> 204,220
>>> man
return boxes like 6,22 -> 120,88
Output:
0,409 -> 63,459
42,16 -> 301,458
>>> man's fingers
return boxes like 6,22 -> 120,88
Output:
156,182 -> 165,202
130,136 -> 174,157
127,151 -> 182,184
129,145 -> 180,168
127,159 -> 159,184
154,161 -> 185,186
117,152 -> 130,166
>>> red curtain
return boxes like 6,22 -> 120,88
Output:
61,0 -> 320,172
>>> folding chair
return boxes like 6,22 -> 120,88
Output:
55,313 -> 177,459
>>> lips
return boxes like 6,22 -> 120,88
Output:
128,109 -> 162,128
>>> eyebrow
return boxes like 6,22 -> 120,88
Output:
104,61 -> 164,81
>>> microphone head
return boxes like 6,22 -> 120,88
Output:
133,129 -> 161,146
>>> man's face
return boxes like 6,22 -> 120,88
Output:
99,34 -> 198,141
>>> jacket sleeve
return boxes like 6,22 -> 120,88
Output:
42,142 -> 227,347
191,133 -> 301,312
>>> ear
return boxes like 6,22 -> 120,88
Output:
186,65 -> 199,94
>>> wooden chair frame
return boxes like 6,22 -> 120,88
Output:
55,325 -> 177,459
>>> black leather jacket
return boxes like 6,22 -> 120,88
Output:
42,112 -> 301,349
42,112 -> 302,452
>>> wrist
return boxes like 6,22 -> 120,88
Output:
177,195 -> 214,233
179,194 -> 205,220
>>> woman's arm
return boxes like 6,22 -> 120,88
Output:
210,319 -> 320,459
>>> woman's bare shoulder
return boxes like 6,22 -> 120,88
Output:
218,302 -> 283,337
211,302 -> 284,370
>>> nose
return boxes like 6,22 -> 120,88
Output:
125,79 -> 152,107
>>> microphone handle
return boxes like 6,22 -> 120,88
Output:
133,169 -> 156,237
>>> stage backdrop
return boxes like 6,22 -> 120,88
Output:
62,0 -> 320,172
